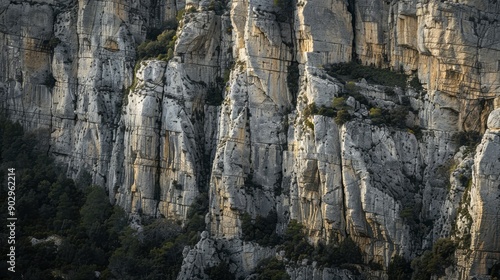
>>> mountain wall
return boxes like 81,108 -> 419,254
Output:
0,0 -> 499,279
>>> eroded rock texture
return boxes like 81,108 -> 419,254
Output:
1,0 -> 499,279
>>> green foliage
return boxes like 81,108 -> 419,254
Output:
411,238 -> 457,280
241,211 -> 281,246
369,107 -> 384,125
388,255 -> 413,280
80,186 -> 113,234
345,82 -> 369,105
206,86 -> 224,106
185,192 -> 209,239
303,97 -> 348,121
317,106 -> 335,117
303,103 -> 318,118
314,238 -> 364,267
0,117 -> 207,279
137,29 -> 177,61
325,61 -> 408,89
206,75 -> 227,106
386,106 -> 409,128
187,6 -> 198,13
146,20 -> 178,40
332,97 -> 348,110
176,9 -> 186,22
304,119 -> 315,131
409,76 -> 424,92
281,220 -> 314,261
369,106 -> 409,128
335,109 -> 351,125
207,0 -> 228,15
452,131 -> 481,148
408,126 -> 423,140
205,262 -> 235,280
280,220 -> 363,267
254,258 -> 290,280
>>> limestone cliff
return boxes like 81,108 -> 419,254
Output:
0,0 -> 499,279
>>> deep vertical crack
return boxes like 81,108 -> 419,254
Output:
347,0 -> 358,62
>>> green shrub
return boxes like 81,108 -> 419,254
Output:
369,107 -> 384,125
317,106 -> 335,117
344,83 -> 369,105
146,20 -> 178,40
332,97 -> 348,110
304,119 -> 315,131
208,0 -> 228,15
411,238 -> 456,280
303,103 -> 318,118
387,106 -> 409,128
241,211 -> 280,246
409,76 -> 423,92
452,131 -> 481,148
279,220 -> 365,268
369,106 -> 409,128
281,220 -> 314,261
335,109 -> 351,125
326,62 -> 408,89
388,255 -> 413,280
254,258 -> 290,280
137,29 -> 177,61
206,86 -> 224,106
408,126 -> 423,140
176,9 -> 185,22
185,192 -> 209,235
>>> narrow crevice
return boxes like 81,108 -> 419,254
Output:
153,67 -> 167,218
338,127 -> 349,238
347,0 -> 358,62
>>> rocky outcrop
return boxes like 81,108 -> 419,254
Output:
453,109 -> 500,278
1,0 -> 499,279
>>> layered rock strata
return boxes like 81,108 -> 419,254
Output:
0,0 -> 499,279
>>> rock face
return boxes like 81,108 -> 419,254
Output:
1,0 -> 499,279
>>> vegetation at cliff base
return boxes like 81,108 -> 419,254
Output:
411,238 -> 457,280
0,118 -> 205,280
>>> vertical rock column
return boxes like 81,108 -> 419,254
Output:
461,109 -> 500,277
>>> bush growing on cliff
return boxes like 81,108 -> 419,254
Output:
241,210 -> 281,246
137,29 -> 177,61
253,257 -> 290,280
325,61 -> 408,89
452,131 -> 481,148
388,255 -> 413,280
411,238 -> 457,280
335,109 -> 351,125
280,220 -> 364,268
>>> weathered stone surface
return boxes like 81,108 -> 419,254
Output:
460,126 -> 500,276
1,0 -> 499,279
